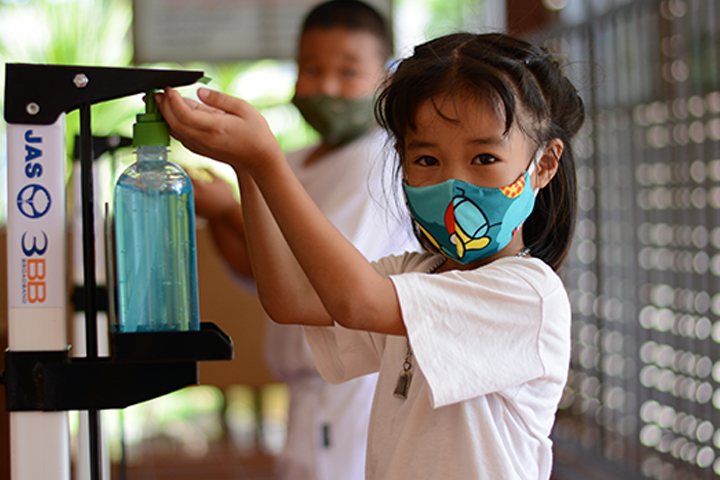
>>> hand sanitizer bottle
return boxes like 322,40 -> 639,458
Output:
114,90 -> 200,332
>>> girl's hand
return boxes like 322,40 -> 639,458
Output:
158,90 -> 404,335
156,88 -> 283,174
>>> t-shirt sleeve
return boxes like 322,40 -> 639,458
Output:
301,255 -> 421,384
390,258 -> 570,408
303,323 -> 387,384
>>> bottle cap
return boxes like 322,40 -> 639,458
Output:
133,89 -> 170,146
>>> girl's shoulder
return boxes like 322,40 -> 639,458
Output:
470,256 -> 566,298
375,252 -> 566,299
380,253 -> 565,295
375,251 -> 561,277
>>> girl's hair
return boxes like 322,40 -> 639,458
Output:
301,0 -> 392,61
376,32 -> 585,270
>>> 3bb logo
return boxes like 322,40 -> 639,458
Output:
17,184 -> 51,219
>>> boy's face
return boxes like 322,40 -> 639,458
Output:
295,27 -> 386,100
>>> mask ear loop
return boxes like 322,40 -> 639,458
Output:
527,145 -> 545,195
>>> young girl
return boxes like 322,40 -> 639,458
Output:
157,32 -> 585,479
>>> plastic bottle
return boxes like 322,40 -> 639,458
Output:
114,90 -> 200,332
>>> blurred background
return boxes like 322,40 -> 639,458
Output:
3,0 -> 720,479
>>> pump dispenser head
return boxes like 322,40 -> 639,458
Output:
133,90 -> 170,147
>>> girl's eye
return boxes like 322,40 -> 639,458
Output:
473,154 -> 498,165
415,156 -> 439,166
341,69 -> 358,78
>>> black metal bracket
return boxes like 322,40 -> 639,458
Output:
73,134 -> 134,162
2,62 -> 222,480
3,63 -> 204,125
2,322 -> 233,412
71,285 -> 110,314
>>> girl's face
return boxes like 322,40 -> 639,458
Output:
295,27 -> 386,100
401,92 -> 562,269
403,93 -> 540,190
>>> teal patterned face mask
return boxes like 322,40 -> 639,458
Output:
292,95 -> 376,146
402,151 -> 541,264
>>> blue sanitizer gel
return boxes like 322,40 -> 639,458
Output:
114,92 -> 200,332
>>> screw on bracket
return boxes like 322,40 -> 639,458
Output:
73,73 -> 89,88
26,102 -> 40,115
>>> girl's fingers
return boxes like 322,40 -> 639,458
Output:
181,95 -> 224,115
156,87 -> 277,169
196,88 -> 252,116
158,88 -> 250,134
154,89 -> 186,131
159,88 -> 217,132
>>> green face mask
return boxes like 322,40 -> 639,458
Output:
292,95 -> 376,146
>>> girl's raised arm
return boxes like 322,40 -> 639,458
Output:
157,88 -> 406,335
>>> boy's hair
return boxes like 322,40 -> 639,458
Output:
301,0 -> 392,60
376,33 -> 585,270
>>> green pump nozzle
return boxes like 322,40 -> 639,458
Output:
133,89 -> 170,147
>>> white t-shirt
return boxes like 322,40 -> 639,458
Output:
265,130 -> 419,480
304,251 -> 571,480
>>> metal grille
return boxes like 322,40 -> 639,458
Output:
544,1 -> 720,479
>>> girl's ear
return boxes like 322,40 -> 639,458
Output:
534,138 -> 563,190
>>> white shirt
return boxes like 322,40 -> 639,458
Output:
304,252 -> 571,480
265,130 -> 418,480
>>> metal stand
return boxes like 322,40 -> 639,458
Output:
2,63 -> 233,480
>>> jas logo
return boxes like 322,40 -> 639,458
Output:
17,184 -> 51,219
17,129 -> 50,304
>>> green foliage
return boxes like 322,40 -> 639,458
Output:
0,0 -> 132,65
395,0 -> 487,42
425,0 -> 472,37
0,0 -> 138,164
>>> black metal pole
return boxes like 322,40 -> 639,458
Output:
88,411 -> 102,480
80,103 -> 102,480
80,104 -> 98,359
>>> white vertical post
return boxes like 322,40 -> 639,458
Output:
6,117 -> 70,480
